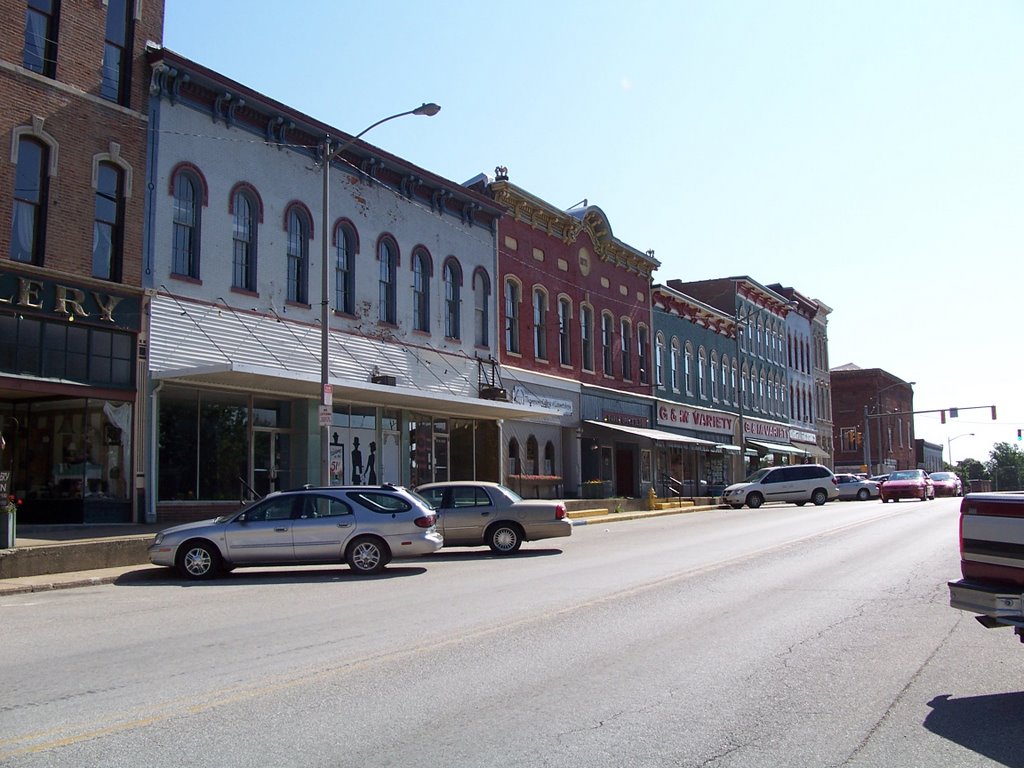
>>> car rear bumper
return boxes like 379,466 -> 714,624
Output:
949,579 -> 1024,627
386,530 -> 444,558
524,519 -> 573,541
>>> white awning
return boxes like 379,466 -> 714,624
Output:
748,439 -> 808,455
585,420 -> 719,448
716,444 -> 741,453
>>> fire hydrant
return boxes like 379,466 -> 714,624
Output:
646,486 -> 657,511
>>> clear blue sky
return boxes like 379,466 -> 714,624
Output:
163,0 -> 1022,466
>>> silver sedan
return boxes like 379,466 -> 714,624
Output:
834,473 -> 880,502
148,486 -> 443,578
414,481 -> 572,554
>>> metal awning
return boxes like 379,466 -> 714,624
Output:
748,439 -> 808,455
585,420 -> 719,447
716,444 -> 741,453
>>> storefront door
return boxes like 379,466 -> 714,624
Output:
254,431 -> 290,497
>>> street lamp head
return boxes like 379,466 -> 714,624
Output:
414,103 -> 441,117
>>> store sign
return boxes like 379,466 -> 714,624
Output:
743,419 -> 790,441
511,385 -> 573,415
0,271 -> 140,329
657,403 -> 734,436
789,428 -> 817,444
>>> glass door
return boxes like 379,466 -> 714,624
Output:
253,431 -> 290,497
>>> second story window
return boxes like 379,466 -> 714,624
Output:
504,279 -> 520,354
533,288 -> 547,360
558,297 -> 571,366
670,340 -> 680,390
334,222 -> 355,314
620,319 -> 632,380
378,238 -> 397,324
655,335 -> 665,388
444,259 -> 461,340
580,305 -> 594,372
24,0 -> 59,77
412,249 -> 430,332
286,208 -> 309,304
172,171 -> 200,279
601,313 -> 613,376
698,347 -> 707,399
710,351 -> 719,401
10,137 -> 49,265
92,162 -> 123,281
232,189 -> 257,292
100,0 -> 134,105
684,343 -> 694,395
473,269 -> 489,347
638,325 -> 649,385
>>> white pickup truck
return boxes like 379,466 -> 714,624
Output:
948,492 -> 1024,641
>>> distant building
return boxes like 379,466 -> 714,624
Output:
916,440 -> 943,473
831,365 -> 916,474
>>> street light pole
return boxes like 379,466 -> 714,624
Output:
947,432 -> 974,467
318,103 -> 441,485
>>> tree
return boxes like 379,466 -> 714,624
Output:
956,457 -> 988,492
987,442 -> 1024,491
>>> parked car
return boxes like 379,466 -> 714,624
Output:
834,473 -> 880,501
929,471 -> 963,497
722,464 -> 839,509
148,485 -> 443,579
414,481 -> 572,554
870,474 -> 890,484
879,469 -> 935,503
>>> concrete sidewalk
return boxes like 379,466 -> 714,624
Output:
0,503 -> 723,595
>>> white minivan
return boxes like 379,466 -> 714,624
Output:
723,464 -> 838,509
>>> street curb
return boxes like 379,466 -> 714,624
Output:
0,573 -> 121,595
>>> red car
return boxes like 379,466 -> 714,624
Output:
880,469 -> 935,502
929,471 -> 963,497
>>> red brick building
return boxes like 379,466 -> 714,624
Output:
0,0 -> 164,522
831,364 -> 916,475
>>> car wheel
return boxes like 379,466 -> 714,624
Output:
729,504 -> 743,510
795,501 -> 807,507
176,540 -> 221,580
811,489 -> 828,506
346,537 -> 388,574
746,493 -> 764,509
856,488 -> 869,501
487,523 -> 523,555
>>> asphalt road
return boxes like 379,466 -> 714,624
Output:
2,496 -> 1021,767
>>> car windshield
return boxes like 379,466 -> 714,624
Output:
744,468 -> 772,483
930,472 -> 953,480
889,471 -> 920,481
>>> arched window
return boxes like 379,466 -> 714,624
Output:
232,188 -> 258,291
710,351 -> 719,401
378,237 -> 398,323
558,297 -> 572,366
544,441 -> 556,475
580,304 -> 594,371
620,318 -> 633,380
670,339 -> 680,391
638,325 -> 649,385
526,436 -> 539,475
601,312 -> 614,375
731,360 -> 739,405
508,438 -> 521,475
698,347 -> 707,399
533,288 -> 548,360
10,137 -> 49,264
334,221 -> 356,314
93,162 -> 124,281
721,354 -> 729,403
685,343 -> 695,396
412,248 -> 431,332
286,206 -> 310,304
504,278 -> 521,354
444,259 -> 462,339
473,268 -> 490,347
655,334 -> 665,388
172,170 -> 201,278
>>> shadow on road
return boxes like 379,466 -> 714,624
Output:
113,564 -> 428,587
924,692 -> 1024,767
422,547 -> 564,563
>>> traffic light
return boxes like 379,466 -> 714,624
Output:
950,407 -> 959,418
1018,428 -> 1022,442
992,405 -> 998,420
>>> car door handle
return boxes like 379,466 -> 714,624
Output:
480,511 -> 490,516
336,523 -> 352,528
274,527 -> 289,532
